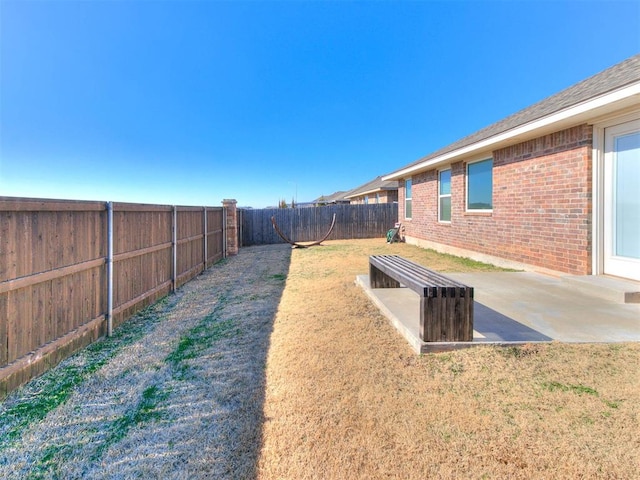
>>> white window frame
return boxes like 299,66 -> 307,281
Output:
466,158 -> 493,212
405,178 -> 412,219
438,168 -> 452,223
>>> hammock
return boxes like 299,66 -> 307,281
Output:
270,213 -> 337,248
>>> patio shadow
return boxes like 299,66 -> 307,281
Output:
473,302 -> 553,342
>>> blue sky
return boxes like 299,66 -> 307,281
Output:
1,1 -> 639,208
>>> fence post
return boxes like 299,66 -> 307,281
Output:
238,208 -> 243,248
106,201 -> 114,337
203,207 -> 208,269
222,199 -> 238,255
172,206 -> 177,291
222,207 -> 227,258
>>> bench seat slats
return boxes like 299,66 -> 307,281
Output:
369,255 -> 473,298
371,255 -> 466,288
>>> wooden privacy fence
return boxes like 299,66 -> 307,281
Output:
0,197 -> 226,397
240,203 -> 398,246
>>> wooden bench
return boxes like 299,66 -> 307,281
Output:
369,255 -> 474,342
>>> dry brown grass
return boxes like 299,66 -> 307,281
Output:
1,239 -> 638,479
257,239 -> 640,479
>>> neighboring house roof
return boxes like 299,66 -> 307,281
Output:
314,191 -> 350,204
385,54 -> 640,180
344,176 -> 399,199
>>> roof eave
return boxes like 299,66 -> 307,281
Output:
345,186 -> 398,199
383,82 -> 640,181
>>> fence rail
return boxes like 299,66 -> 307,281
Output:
0,197 -> 225,397
240,203 -> 398,246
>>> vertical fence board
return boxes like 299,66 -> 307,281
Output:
111,204 -> 172,326
175,208 -> 205,287
0,212 -> 12,281
206,208 -> 224,266
0,293 -> 6,366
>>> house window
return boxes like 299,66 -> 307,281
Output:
364,196 -> 369,205
375,193 -> 380,204
467,158 -> 493,211
439,168 -> 451,222
405,178 -> 412,219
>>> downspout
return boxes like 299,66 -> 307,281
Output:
106,201 -> 114,337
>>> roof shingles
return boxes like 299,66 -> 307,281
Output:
396,54 -> 640,172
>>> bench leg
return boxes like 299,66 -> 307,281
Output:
370,264 -> 401,288
420,296 -> 450,342
419,292 -> 474,342
463,290 -> 474,341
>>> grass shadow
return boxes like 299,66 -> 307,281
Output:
0,244 -> 292,479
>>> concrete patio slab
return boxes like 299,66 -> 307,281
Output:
356,272 -> 640,354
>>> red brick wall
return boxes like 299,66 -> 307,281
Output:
400,124 -> 593,274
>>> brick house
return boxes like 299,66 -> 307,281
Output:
344,176 -> 399,205
383,55 -> 640,282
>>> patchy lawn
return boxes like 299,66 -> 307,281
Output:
1,239 -> 638,479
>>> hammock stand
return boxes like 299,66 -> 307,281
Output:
270,213 -> 337,248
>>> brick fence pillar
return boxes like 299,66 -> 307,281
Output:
222,199 -> 238,256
